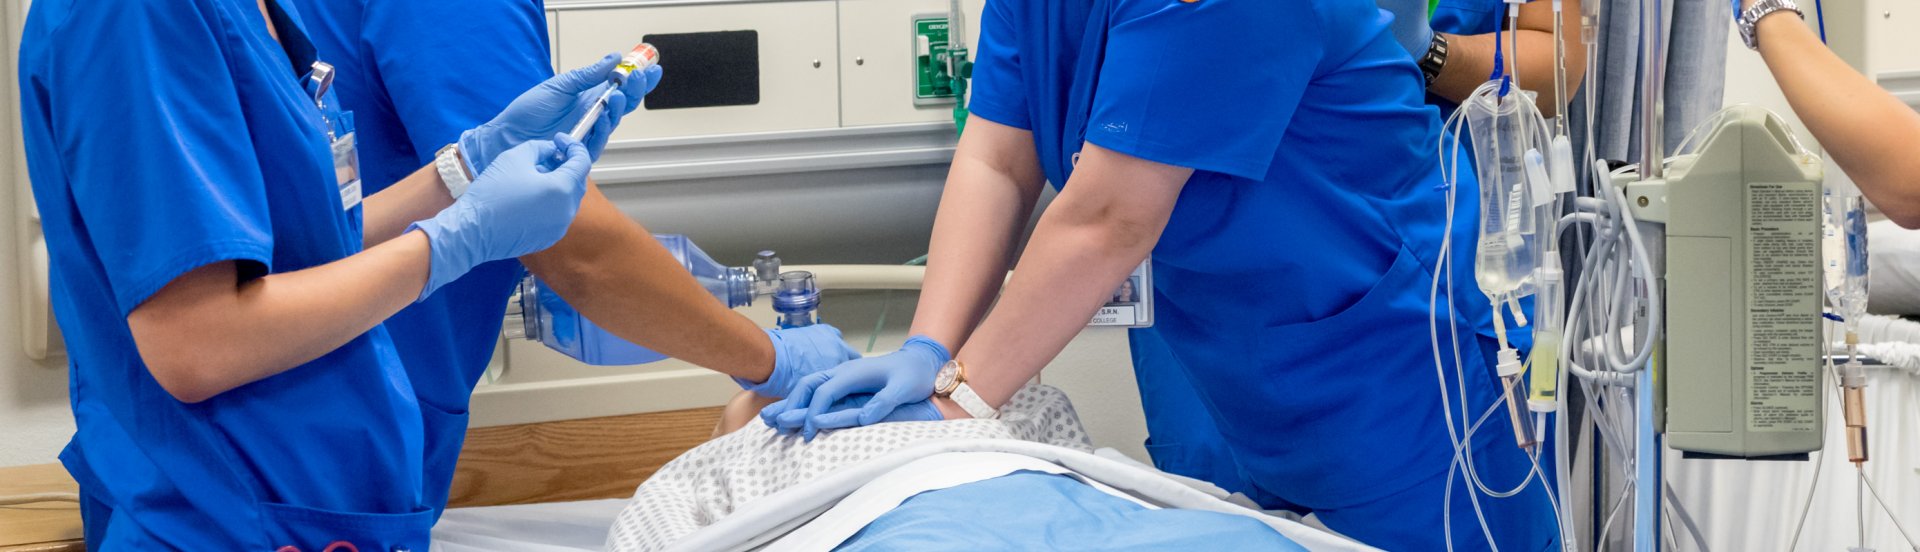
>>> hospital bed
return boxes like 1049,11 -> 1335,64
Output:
430,385 -> 1373,552
431,251 -> 1366,549
1867,219 -> 1920,316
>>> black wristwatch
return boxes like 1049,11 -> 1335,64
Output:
1420,33 -> 1450,89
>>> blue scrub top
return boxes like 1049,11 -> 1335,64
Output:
1433,0 -> 1507,39
1375,0 -> 1434,57
285,0 -> 555,519
1375,0 -> 1507,59
970,0 -> 1506,509
18,0 -> 428,548
1427,0 -> 1508,117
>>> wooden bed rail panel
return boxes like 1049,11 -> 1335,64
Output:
447,406 -> 723,508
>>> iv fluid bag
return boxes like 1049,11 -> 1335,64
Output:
1822,192 -> 1870,320
517,234 -> 762,366
1465,87 -> 1541,300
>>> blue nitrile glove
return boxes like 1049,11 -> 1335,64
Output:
759,335 -> 950,440
763,394 -> 942,435
734,325 -> 863,398
411,134 -> 591,300
457,52 -> 664,173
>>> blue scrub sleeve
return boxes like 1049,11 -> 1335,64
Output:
964,0 -> 1032,131
361,0 -> 554,162
1085,0 -> 1319,181
54,1 -> 275,315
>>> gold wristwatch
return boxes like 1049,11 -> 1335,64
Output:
932,360 -> 999,419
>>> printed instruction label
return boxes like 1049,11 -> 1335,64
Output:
1746,182 -> 1821,433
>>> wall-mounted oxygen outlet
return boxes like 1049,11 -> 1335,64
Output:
912,14 -> 958,105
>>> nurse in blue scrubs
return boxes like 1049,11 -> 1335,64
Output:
284,0 -> 863,520
769,0 -> 1565,548
1124,0 -> 1590,531
16,0 -> 652,549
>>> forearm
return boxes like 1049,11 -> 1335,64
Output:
1755,14 -> 1920,226
1431,0 -> 1586,116
955,213 -> 1161,406
954,144 -> 1189,408
909,117 -> 1046,350
362,164 -> 455,247
519,185 -> 777,381
129,231 -> 433,402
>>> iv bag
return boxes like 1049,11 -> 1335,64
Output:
1465,85 -> 1542,300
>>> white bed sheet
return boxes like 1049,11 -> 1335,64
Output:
1868,219 -> 1920,314
431,499 -> 629,552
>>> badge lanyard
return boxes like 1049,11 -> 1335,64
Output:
1065,0 -> 1153,328
304,61 -> 362,211
264,0 -> 362,213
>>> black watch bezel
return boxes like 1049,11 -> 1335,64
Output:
1420,33 -> 1450,89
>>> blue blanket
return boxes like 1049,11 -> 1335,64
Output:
835,472 -> 1307,551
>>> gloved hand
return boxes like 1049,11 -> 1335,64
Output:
458,52 -> 664,173
734,325 -> 863,398
411,134 -> 591,300
764,394 -> 941,435
759,335 -> 950,440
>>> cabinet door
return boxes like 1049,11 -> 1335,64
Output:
553,1 -> 839,140
837,0 -> 986,127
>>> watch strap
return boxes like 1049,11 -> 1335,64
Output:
1419,33 -> 1449,89
435,143 -> 474,200
1739,0 -> 1803,50
951,382 -> 999,420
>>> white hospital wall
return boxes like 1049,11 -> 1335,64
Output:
0,0 -> 75,469
1718,0 -> 1916,154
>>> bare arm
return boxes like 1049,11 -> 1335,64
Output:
356,158 -> 780,381
1430,0 -> 1587,116
907,116 -> 1050,351
356,151 -> 783,378
362,164 -> 457,247
1751,11 -> 1920,227
936,143 -> 1191,414
125,1 -> 437,402
518,185 -> 778,382
128,232 -> 432,403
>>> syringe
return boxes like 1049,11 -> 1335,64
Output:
568,44 -> 660,142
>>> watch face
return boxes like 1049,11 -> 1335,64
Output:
933,363 -> 959,394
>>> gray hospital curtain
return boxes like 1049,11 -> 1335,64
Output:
1568,0 -> 1734,178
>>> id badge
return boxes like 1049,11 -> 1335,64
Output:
1088,259 -> 1153,328
330,112 -> 362,211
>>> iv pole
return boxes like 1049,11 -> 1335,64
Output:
1633,0 -> 1670,548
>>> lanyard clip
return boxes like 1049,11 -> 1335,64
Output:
308,61 -> 337,140
308,61 -> 335,110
